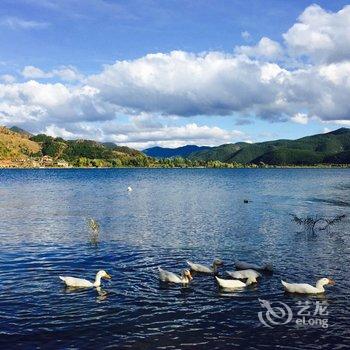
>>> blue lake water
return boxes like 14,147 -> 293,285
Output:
0,168 -> 349,349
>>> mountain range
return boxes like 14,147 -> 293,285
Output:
143,145 -> 210,158
144,128 -> 350,165
1,125 -> 350,167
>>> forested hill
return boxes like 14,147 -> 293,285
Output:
188,128 -> 350,165
0,126 -> 149,167
143,145 -> 210,158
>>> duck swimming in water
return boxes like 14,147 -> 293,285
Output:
215,276 -> 255,290
59,270 -> 111,288
281,278 -> 335,294
226,269 -> 261,283
186,259 -> 223,274
158,267 -> 193,284
235,261 -> 273,272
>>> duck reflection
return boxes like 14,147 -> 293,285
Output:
63,286 -> 109,301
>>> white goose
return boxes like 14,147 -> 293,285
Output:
215,276 -> 255,290
59,270 -> 111,288
281,278 -> 335,294
158,267 -> 193,284
186,259 -> 223,274
226,269 -> 261,283
235,261 -> 273,272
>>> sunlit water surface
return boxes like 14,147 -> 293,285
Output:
0,169 -> 349,349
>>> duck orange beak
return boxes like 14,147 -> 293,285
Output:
328,278 -> 335,285
105,273 -> 112,279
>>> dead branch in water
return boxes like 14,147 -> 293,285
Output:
290,214 -> 346,234
88,218 -> 100,244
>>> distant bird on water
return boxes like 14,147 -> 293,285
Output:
127,186 -> 133,192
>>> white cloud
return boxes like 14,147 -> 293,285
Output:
110,123 -> 243,144
43,124 -> 76,138
282,62 -> 350,121
241,31 -> 251,41
0,16 -> 49,29
0,80 -> 115,126
0,74 -> 16,83
22,65 -> 83,81
322,119 -> 350,126
235,37 -> 283,59
284,4 -> 350,63
22,66 -> 51,79
318,61 -> 350,85
4,43 -> 350,133
291,112 -> 308,124
88,51 -> 282,117
2,46 -> 350,145
53,66 -> 83,81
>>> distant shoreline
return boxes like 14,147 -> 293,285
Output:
2,126 -> 350,169
1,165 -> 349,170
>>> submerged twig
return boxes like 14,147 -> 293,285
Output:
88,218 -> 100,244
290,213 -> 345,234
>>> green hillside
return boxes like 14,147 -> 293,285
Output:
30,134 -> 148,167
9,126 -> 33,137
254,148 -> 324,165
189,128 -> 350,165
324,150 -> 350,164
0,126 -> 40,164
189,143 -> 248,162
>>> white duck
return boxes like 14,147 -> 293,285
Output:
281,278 -> 335,294
186,259 -> 223,274
226,269 -> 261,283
158,267 -> 193,284
235,261 -> 273,272
215,276 -> 255,290
59,270 -> 111,288
127,186 -> 133,192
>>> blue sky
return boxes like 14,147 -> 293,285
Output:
1,0 -> 350,148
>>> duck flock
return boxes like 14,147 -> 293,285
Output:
158,259 -> 335,294
59,259 -> 335,295
60,187 -> 336,295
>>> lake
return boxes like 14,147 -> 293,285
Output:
0,168 -> 349,349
